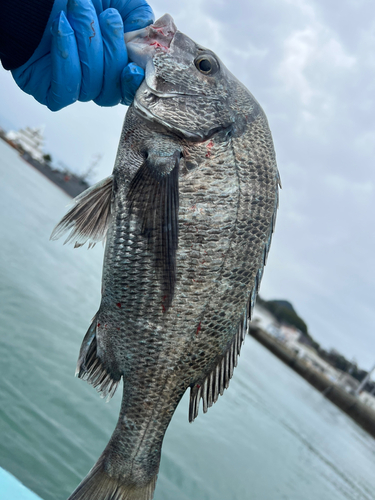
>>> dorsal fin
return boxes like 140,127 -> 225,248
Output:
189,311 -> 249,422
50,176 -> 113,248
189,177 -> 280,422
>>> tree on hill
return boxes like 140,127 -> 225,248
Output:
317,348 -> 368,382
256,296 -> 320,349
43,153 -> 52,164
260,298 -> 308,335
269,300 -> 295,312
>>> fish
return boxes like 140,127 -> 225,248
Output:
51,13 -> 280,500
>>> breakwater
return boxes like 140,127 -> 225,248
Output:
21,152 -> 89,198
249,325 -> 375,439
0,136 -> 89,198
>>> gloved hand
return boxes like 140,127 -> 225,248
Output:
11,0 -> 154,111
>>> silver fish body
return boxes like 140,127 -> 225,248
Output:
53,14 -> 280,500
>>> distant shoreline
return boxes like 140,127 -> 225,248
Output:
249,325 -> 375,439
20,152 -> 89,198
0,135 -> 89,198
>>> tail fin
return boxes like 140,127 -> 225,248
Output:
67,460 -> 157,500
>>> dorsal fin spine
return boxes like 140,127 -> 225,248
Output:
188,175 -> 280,424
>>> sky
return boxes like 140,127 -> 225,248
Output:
0,0 -> 374,370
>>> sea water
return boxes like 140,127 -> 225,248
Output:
0,139 -> 374,500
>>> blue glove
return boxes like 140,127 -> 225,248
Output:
11,0 -> 154,111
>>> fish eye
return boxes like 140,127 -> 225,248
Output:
198,59 -> 211,72
194,55 -> 219,75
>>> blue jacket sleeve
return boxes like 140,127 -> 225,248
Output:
0,0 -> 54,70
2,0 -> 154,109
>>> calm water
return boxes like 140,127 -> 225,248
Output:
0,138 -> 374,500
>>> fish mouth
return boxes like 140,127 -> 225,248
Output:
124,14 -> 177,69
133,96 -> 231,143
128,14 -> 232,141
125,14 -> 200,98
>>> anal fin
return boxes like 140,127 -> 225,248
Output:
76,315 -> 120,401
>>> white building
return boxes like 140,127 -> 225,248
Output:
6,126 -> 45,162
334,370 -> 360,394
358,391 -> 375,410
280,325 -> 301,344
293,343 -> 340,381
250,304 -> 281,338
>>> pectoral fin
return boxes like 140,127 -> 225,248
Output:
50,176 -> 113,248
127,152 -> 180,309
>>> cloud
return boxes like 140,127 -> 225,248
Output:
323,174 -> 373,200
277,24 -> 356,111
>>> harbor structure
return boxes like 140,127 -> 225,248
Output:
251,304 -> 370,395
6,126 -> 45,162
1,128 -> 89,198
355,363 -> 375,396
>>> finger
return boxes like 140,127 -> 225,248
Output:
120,62 -> 144,105
67,0 -> 104,101
94,9 -> 128,107
12,55 -> 53,108
47,11 -> 81,111
109,0 -> 154,31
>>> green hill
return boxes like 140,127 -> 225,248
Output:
256,297 -> 308,335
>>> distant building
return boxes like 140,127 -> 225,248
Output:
280,325 -> 301,344
251,305 -> 281,337
359,391 -> 375,410
6,126 -> 45,162
251,303 -> 372,395
292,343 -> 340,381
297,332 -> 315,348
335,371 -> 360,394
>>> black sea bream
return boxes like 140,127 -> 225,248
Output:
52,14 -> 280,500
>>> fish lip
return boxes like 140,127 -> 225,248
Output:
123,27 -> 148,44
125,14 -> 177,44
124,14 -> 177,69
133,98 -> 232,142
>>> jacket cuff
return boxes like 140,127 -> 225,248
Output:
0,0 -> 55,70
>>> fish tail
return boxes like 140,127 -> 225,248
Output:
67,458 -> 157,500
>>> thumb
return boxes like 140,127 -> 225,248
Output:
120,62 -> 144,106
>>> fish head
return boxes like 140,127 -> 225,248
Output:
125,15 -> 256,142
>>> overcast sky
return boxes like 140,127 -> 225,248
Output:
0,0 -> 374,370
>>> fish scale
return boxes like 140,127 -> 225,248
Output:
51,14 -> 280,500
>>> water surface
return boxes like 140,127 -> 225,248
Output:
0,139 -> 374,500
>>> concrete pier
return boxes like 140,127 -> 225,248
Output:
249,326 -> 375,439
